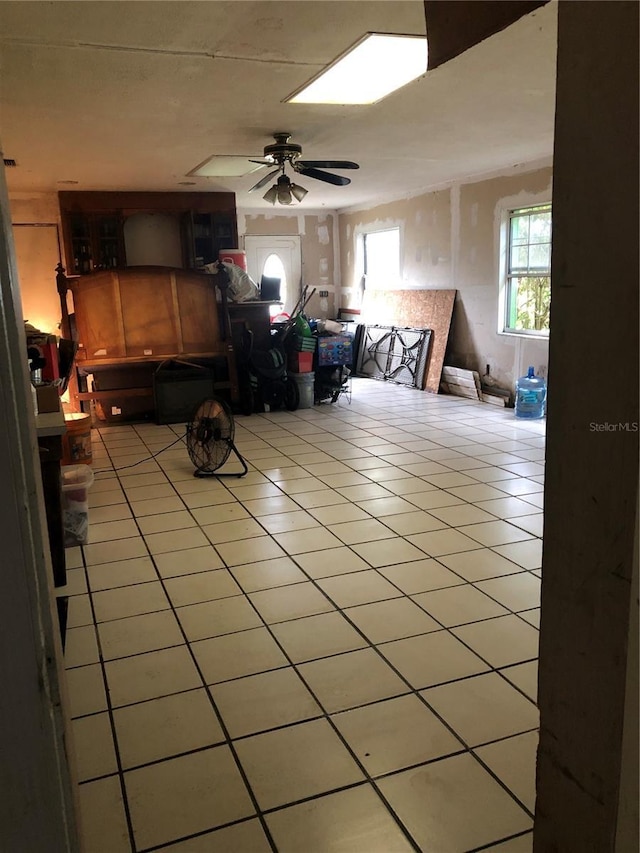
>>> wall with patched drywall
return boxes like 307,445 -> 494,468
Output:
238,209 -> 338,319
338,165 -> 552,391
10,181 -> 554,391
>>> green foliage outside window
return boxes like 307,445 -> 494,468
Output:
511,275 -> 551,331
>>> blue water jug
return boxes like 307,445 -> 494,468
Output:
515,366 -> 547,419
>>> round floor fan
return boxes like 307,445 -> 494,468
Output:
186,398 -> 248,478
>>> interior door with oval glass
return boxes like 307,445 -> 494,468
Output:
244,236 -> 301,318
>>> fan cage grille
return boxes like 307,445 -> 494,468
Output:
186,398 -> 235,472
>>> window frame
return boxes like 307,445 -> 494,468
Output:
355,225 -> 402,292
499,202 -> 552,338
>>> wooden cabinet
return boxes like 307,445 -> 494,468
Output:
59,265 -> 239,420
182,211 -> 236,268
70,268 -> 226,364
59,192 -> 238,275
66,212 -> 125,274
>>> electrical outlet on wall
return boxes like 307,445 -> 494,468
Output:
319,290 -> 329,297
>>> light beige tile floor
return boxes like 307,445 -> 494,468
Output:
59,378 -> 544,852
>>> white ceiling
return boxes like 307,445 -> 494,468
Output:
0,1 -> 557,212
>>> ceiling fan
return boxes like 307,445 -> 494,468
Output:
248,133 -> 359,203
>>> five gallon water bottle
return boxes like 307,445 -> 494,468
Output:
515,366 -> 547,419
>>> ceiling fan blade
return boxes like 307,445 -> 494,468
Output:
294,165 -> 351,186
248,167 -> 280,192
297,160 -> 359,170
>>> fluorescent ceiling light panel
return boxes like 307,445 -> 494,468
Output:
286,33 -> 427,105
188,156 -> 263,178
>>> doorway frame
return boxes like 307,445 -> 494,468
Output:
244,235 -> 302,316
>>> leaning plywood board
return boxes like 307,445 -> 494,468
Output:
362,289 -> 456,392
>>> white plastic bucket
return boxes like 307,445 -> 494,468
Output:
61,464 -> 94,546
293,372 -> 315,409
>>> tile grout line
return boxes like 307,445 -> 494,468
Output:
102,429 -> 281,853
72,383 -> 544,850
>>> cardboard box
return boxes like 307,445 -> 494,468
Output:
288,352 -> 314,373
35,384 -> 61,413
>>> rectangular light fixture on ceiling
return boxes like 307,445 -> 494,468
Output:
187,156 -> 263,178
285,33 -> 428,105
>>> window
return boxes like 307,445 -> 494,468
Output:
359,227 -> 401,291
503,204 -> 552,334
262,253 -> 287,318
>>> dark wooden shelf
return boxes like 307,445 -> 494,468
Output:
59,191 -> 238,275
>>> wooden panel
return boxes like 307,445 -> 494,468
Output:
441,366 -> 481,399
63,265 -> 239,407
78,388 -> 152,401
71,270 -> 126,360
118,268 -> 179,358
58,191 -> 237,215
169,271 -> 184,353
363,289 -> 456,392
424,1 -> 548,69
175,270 -> 220,354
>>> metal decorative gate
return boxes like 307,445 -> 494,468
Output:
355,325 -> 432,388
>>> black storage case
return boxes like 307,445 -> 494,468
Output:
153,361 -> 217,425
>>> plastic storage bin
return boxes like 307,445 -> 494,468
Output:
61,464 -> 94,546
293,372 -> 315,409
515,366 -> 547,419
62,412 -> 92,466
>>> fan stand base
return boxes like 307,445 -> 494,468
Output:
193,439 -> 249,478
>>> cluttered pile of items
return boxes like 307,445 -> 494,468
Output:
25,322 -> 95,548
237,282 -> 354,414
202,257 -> 354,413
25,323 -> 75,415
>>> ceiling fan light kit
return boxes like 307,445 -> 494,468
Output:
290,183 -> 308,202
249,133 -> 359,205
262,184 -> 279,205
263,174 -> 308,206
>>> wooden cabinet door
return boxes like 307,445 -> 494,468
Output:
180,212 -> 195,269
64,213 -> 92,275
118,269 -> 180,358
63,212 -> 126,275
175,271 -> 220,353
71,271 -> 126,360
93,214 -> 126,271
183,212 -> 238,269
